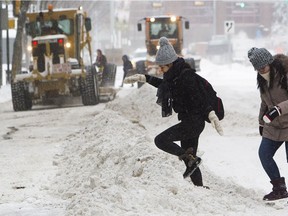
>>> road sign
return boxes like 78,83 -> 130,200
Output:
8,18 -> 15,29
224,20 -> 235,34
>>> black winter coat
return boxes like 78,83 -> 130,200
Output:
123,59 -> 133,77
145,58 -> 213,121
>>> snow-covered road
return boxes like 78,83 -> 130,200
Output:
0,62 -> 287,215
0,99 -> 107,215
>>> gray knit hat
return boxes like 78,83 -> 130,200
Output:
155,37 -> 178,65
247,47 -> 274,70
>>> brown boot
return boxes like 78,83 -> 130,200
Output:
263,177 -> 288,201
179,148 -> 202,179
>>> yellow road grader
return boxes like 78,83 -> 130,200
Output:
11,5 -> 116,111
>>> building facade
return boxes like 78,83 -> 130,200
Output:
129,1 -> 274,48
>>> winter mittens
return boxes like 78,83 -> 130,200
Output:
263,106 -> 281,123
124,74 -> 146,84
208,111 -> 224,136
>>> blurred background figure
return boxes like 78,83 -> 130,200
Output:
94,49 -> 107,73
121,54 -> 133,87
158,23 -> 170,37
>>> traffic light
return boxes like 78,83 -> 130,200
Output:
194,1 -> 205,6
235,2 -> 245,8
13,0 -> 21,17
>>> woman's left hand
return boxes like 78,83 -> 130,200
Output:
263,106 -> 281,123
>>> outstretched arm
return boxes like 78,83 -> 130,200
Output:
124,74 -> 163,88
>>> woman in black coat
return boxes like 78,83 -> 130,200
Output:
124,37 -> 223,187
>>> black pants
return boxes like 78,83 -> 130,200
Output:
154,116 -> 205,185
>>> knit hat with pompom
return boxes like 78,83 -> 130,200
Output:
155,37 -> 178,65
247,47 -> 274,70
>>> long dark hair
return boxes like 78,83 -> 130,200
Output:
257,57 -> 287,93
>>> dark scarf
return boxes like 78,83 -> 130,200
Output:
156,79 -> 172,117
156,58 -> 189,117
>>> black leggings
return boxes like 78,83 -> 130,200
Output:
154,118 -> 205,185
154,118 -> 205,156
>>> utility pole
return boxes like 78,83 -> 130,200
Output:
213,0 -> 217,36
6,3 -> 10,84
0,5 -> 2,87
0,4 -> 8,86
110,1 -> 115,48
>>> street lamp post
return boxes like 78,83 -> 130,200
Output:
6,3 -> 10,84
0,5 -> 2,86
213,0 -> 216,36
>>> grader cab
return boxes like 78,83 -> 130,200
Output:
11,5 -> 116,111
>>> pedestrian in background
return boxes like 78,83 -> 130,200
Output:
95,49 -> 107,73
248,47 -> 288,201
121,55 -> 133,87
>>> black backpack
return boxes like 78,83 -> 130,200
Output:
194,73 -> 225,123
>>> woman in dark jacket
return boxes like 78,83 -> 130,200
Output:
124,37 -> 223,187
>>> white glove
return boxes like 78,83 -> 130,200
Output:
208,111 -> 224,136
124,74 -> 146,84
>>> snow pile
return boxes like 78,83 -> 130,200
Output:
106,84 -> 178,134
106,84 -> 162,124
51,83 -> 281,216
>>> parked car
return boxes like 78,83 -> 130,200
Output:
130,48 -> 147,68
206,35 -> 232,64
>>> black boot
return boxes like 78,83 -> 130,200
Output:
179,148 -> 202,179
190,168 -> 210,189
190,168 -> 203,186
263,177 -> 288,201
